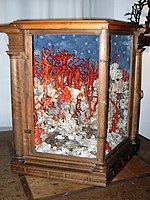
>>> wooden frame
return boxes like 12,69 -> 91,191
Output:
0,20 -> 143,186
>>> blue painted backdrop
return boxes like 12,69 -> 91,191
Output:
33,34 -> 100,62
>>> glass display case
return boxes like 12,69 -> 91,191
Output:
0,20 -> 143,186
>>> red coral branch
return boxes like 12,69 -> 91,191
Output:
109,94 -> 121,133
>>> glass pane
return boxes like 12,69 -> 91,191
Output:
106,34 -> 132,154
32,34 -> 99,158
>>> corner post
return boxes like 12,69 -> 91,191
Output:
131,49 -> 143,143
6,32 -> 24,162
96,29 -> 109,172
7,52 -> 24,161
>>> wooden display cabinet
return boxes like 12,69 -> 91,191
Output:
0,20 -> 143,186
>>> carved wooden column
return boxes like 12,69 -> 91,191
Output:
96,29 -> 109,172
8,52 -> 24,161
7,32 -> 24,161
131,49 -> 143,143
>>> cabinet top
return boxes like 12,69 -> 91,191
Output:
0,19 -> 141,33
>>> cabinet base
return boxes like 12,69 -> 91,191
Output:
11,138 -> 140,186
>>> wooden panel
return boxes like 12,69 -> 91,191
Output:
11,138 -> 140,186
11,19 -> 141,31
0,20 -> 141,33
7,33 -> 24,52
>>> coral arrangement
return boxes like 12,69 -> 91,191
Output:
33,34 -> 131,158
106,35 -> 131,154
107,61 -> 129,152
